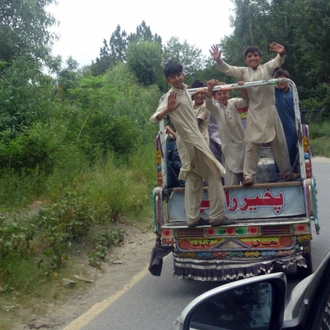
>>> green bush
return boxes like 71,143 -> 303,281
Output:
310,138 -> 330,158
0,217 -> 35,259
89,228 -> 125,265
309,121 -> 330,157
309,121 -> 330,139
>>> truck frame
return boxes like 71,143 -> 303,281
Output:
151,78 -> 319,281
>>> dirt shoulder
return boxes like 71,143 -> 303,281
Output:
17,224 -> 156,330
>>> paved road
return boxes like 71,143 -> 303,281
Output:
67,160 -> 330,330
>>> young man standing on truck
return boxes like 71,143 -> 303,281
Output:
150,61 -> 235,227
205,80 -> 247,185
210,42 -> 293,186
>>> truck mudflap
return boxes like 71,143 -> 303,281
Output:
148,238 -> 173,276
173,252 -> 307,281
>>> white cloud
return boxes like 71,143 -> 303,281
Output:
48,0 -> 234,67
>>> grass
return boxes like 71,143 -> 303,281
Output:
0,143 -> 156,328
0,250 -> 97,329
309,120 -> 330,158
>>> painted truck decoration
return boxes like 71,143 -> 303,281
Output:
150,79 -> 319,281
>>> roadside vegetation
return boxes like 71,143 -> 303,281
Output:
1,0 -> 330,328
309,121 -> 330,158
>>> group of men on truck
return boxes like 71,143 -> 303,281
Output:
150,41 -> 298,228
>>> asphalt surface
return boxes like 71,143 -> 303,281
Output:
68,160 -> 330,330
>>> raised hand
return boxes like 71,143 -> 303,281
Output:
270,42 -> 285,56
167,92 -> 181,113
209,45 -> 222,64
207,79 -> 219,90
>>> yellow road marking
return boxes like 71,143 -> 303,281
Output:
63,267 -> 150,330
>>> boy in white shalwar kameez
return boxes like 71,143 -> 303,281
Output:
150,62 -> 235,227
210,42 -> 292,186
204,80 -> 248,185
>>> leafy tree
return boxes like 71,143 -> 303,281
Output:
220,0 -> 275,66
68,75 -> 117,141
104,62 -> 160,132
0,0 -> 58,63
91,22 -> 161,76
221,0 -> 330,108
0,56 -> 56,138
162,37 -> 206,83
126,41 -> 163,86
57,56 -> 80,98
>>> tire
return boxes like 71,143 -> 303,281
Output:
297,252 -> 313,278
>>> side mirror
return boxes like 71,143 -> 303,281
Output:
176,273 -> 287,330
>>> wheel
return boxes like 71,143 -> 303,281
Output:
297,252 -> 313,278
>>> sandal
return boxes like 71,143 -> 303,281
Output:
243,177 -> 254,186
187,217 -> 210,228
285,172 -> 301,181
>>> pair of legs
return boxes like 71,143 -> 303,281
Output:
243,116 -> 291,185
223,158 -> 243,186
184,150 -> 230,226
243,139 -> 291,184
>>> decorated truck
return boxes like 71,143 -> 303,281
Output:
149,79 -> 320,281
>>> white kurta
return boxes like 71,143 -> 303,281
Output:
150,85 -> 225,180
217,54 -> 285,143
205,97 -> 247,173
192,101 -> 210,144
150,85 -> 226,223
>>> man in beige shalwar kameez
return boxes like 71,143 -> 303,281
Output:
150,62 -> 234,227
179,90 -> 210,177
210,42 -> 292,186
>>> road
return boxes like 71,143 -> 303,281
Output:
66,159 -> 330,330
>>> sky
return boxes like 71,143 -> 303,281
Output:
47,0 -> 234,67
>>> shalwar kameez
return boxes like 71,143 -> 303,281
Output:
205,97 -> 247,185
192,101 -> 210,144
216,54 -> 291,181
150,85 -> 226,225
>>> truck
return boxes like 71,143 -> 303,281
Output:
149,78 -> 320,281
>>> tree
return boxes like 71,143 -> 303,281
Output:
68,75 -> 117,141
90,39 -> 112,76
126,41 -> 163,86
57,57 -> 80,98
0,0 -> 58,63
91,25 -> 128,76
0,56 -> 56,138
221,0 -> 330,106
162,37 -> 206,83
128,21 -> 162,44
91,22 -> 161,76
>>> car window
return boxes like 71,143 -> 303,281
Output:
190,282 -> 272,330
319,293 -> 330,329
313,281 -> 330,329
